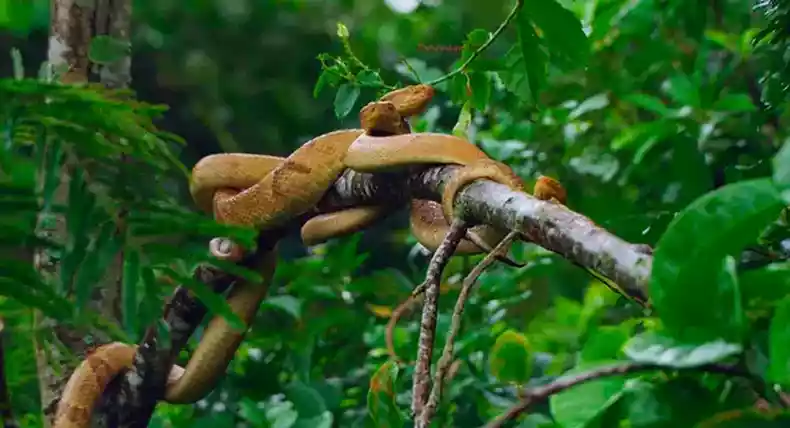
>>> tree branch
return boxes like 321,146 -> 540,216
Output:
481,362 -> 759,428
323,165 -> 652,301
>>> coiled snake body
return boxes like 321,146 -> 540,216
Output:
53,84 -> 565,428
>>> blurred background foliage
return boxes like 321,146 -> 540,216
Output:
2,0 -> 790,427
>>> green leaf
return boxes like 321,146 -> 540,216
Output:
620,378 -> 719,427
769,297 -> 790,386
467,72 -> 491,110
522,0 -> 589,67
772,137 -> 790,203
88,35 -> 130,65
580,325 -> 631,363
650,179 -> 784,344
549,361 -> 629,428
713,93 -> 757,112
623,93 -> 673,116
624,332 -> 741,368
665,74 -> 700,108
333,84 -> 360,119
514,17 -> 546,102
73,221 -> 123,314
460,29 -> 491,63
367,361 -> 403,428
284,381 -> 327,419
262,295 -> 303,320
489,329 -> 534,384
355,70 -> 381,86
739,263 -> 790,316
452,101 -> 473,138
569,93 -> 610,120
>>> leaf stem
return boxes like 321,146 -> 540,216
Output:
427,0 -> 525,86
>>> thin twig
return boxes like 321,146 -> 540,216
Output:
426,0 -> 525,86
419,231 -> 520,425
482,363 -> 759,428
411,219 -> 469,421
385,294 -> 420,363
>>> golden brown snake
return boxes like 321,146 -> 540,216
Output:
53,84 -> 566,428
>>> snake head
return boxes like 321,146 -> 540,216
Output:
379,84 -> 435,117
359,101 -> 410,136
533,176 -> 567,205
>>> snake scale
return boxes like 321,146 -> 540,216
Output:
52,84 -> 566,428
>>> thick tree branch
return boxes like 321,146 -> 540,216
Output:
324,166 -> 653,300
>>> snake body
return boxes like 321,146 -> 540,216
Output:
53,84 -> 566,428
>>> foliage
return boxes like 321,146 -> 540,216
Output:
2,0 -> 790,427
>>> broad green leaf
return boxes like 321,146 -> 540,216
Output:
620,378 -> 718,427
522,0 -> 589,67
511,13 -> 546,103
650,179 -> 783,344
467,72 -> 491,110
489,329 -> 534,384
313,68 -> 341,98
367,361 -> 404,428
739,263 -> 790,317
713,93 -> 757,112
580,325 -> 631,363
549,361 -> 630,428
333,84 -> 359,119
611,120 -> 677,152
263,295 -> 303,320
284,381 -> 327,419
355,70 -> 380,86
664,74 -> 700,108
769,297 -> 790,386
772,137 -> 790,203
88,35 -> 130,65
460,29 -> 491,63
624,332 -> 741,368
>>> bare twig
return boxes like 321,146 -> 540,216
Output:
411,219 -> 469,421
482,362 -> 758,428
385,294 -> 421,363
419,231 -> 520,425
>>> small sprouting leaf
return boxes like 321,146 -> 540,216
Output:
624,332 -> 741,368
88,35 -> 130,65
769,297 -> 790,386
713,93 -> 757,112
367,361 -> 403,428
334,84 -> 360,119
336,22 -> 349,39
650,178 -> 783,344
549,361 -> 629,428
522,0 -> 589,67
452,101 -> 473,138
489,330 -> 534,384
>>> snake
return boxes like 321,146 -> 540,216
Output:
52,84 -> 566,428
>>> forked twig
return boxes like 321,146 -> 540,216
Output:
418,231 -> 520,425
411,219 -> 469,421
